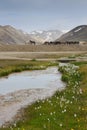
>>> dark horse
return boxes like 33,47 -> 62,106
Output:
44,41 -> 79,45
30,40 -> 36,45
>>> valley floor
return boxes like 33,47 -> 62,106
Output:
0,44 -> 87,52
0,51 -> 87,62
0,48 -> 87,129
0,45 -> 87,61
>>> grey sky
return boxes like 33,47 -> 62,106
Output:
0,0 -> 87,32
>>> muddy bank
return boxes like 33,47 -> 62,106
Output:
0,67 -> 65,127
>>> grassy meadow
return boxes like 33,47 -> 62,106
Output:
0,60 -> 87,130
0,59 -> 58,77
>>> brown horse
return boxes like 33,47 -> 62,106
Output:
30,40 -> 36,45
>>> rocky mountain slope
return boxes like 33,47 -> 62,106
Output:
57,25 -> 87,42
0,25 -> 32,44
0,25 -> 63,44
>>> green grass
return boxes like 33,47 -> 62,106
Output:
72,61 -> 87,66
0,61 -> 87,130
68,54 -> 76,58
0,59 -> 58,77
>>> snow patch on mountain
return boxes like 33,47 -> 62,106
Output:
31,30 -> 43,34
36,30 -> 43,34
30,30 -> 63,42
74,27 -> 82,32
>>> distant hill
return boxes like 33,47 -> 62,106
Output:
30,30 -> 63,43
0,25 -> 32,44
0,25 -> 63,44
57,25 -> 87,42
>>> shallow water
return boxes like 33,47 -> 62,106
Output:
0,67 -> 65,126
0,67 -> 62,95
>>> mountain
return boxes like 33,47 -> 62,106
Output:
57,25 -> 87,42
30,30 -> 63,43
0,26 -> 63,44
0,25 -> 32,44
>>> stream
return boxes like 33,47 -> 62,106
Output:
0,67 -> 65,127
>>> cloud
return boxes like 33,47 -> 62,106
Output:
0,0 -> 87,32
0,0 -> 67,12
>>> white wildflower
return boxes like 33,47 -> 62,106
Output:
50,112 -> 53,115
47,118 -> 50,121
43,124 -> 46,129
53,111 -> 56,114
40,113 -> 42,116
79,89 -> 83,94
60,123 -> 63,127
74,114 -> 77,117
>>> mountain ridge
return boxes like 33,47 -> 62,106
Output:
57,25 -> 87,42
0,25 -> 32,44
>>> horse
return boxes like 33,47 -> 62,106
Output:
30,40 -> 36,45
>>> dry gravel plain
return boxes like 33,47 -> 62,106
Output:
0,45 -> 87,61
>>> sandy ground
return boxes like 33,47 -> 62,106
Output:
0,44 -> 87,61
0,67 -> 65,127
0,51 -> 87,61
0,45 -> 87,52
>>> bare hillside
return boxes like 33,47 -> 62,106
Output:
57,25 -> 87,42
0,25 -> 32,44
